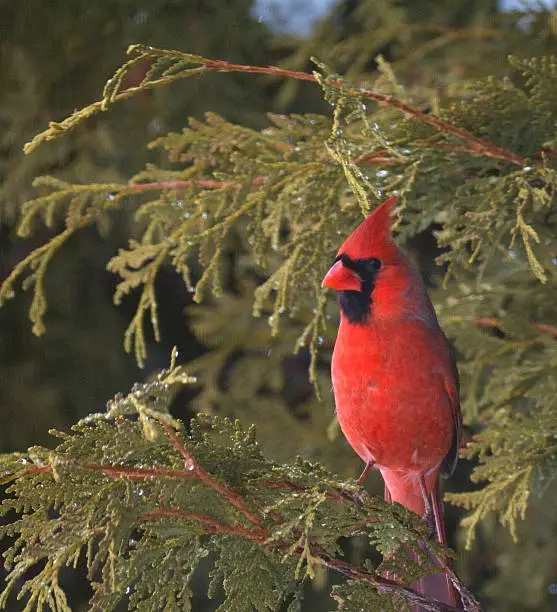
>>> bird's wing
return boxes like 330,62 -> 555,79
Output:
440,340 -> 462,478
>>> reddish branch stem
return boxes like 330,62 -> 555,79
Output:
128,177 -> 267,192
158,421 -> 263,527
354,149 -> 395,165
136,508 -> 460,611
475,317 -> 557,339
200,58 -> 525,167
139,508 -> 263,540
310,545 -> 460,612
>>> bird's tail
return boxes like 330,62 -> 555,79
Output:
381,468 -> 459,611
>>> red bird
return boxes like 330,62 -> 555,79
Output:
322,196 -> 461,609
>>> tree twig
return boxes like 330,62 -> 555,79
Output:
310,544 -> 461,612
26,51 -> 526,169
159,420 -> 263,527
23,436 -> 475,611
139,508 -> 263,540
127,177 -> 267,192
198,58 -> 525,167
474,317 -> 557,339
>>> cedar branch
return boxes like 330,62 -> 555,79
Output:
127,177 -> 267,192
21,436 -> 477,610
159,420 -> 263,527
139,508 -> 263,540
25,51 -> 526,168
200,58 -> 525,167
474,317 -> 557,339
310,545 -> 461,612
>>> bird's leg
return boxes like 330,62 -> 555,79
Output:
351,460 -> 375,511
419,475 -> 436,540
357,460 -> 375,486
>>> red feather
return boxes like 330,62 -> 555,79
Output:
323,197 -> 462,610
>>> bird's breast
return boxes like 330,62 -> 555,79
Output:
331,318 -> 454,473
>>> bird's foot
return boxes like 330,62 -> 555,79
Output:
419,475 -> 437,540
353,488 -> 369,512
422,505 -> 436,540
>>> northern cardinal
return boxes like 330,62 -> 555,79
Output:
322,196 -> 461,609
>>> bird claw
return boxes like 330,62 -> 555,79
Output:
422,505 -> 436,540
353,489 -> 369,511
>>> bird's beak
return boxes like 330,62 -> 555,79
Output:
322,260 -> 361,291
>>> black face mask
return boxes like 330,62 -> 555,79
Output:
335,254 -> 382,325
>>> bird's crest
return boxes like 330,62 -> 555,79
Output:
337,196 -> 398,260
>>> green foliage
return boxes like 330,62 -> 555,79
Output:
208,537 -> 297,612
447,400 -> 557,548
331,579 -> 398,612
435,256 -> 557,548
0,364 -> 452,611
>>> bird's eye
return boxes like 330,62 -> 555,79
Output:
366,258 -> 381,273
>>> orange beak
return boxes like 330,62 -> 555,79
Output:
322,260 -> 362,291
